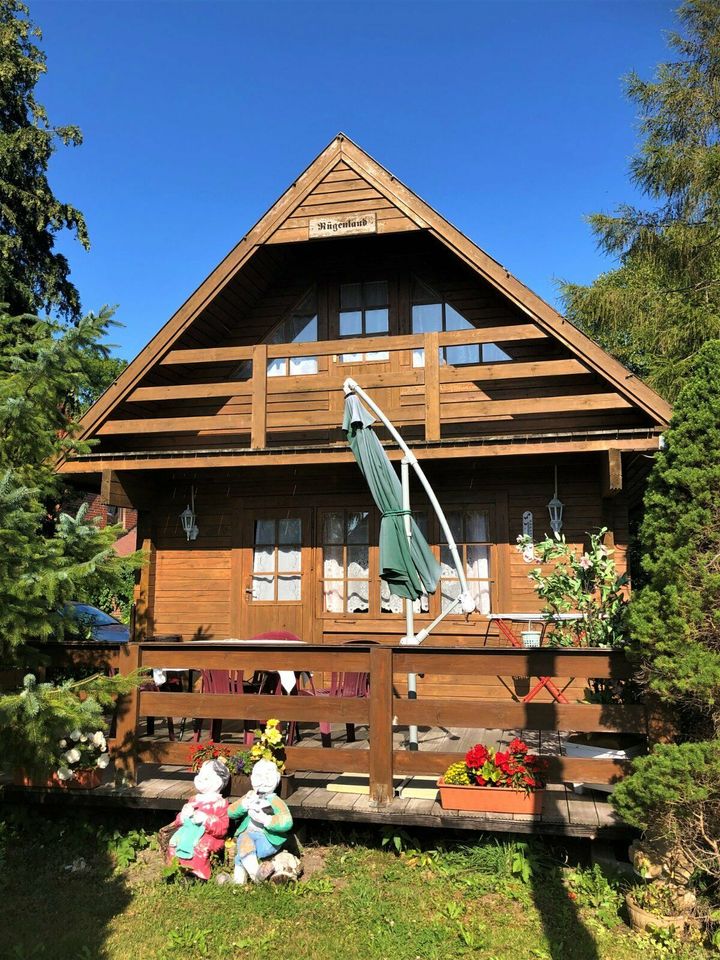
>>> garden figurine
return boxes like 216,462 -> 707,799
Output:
228,758 -> 293,884
167,758 -> 230,880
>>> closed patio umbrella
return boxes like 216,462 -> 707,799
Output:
343,393 -> 440,601
342,382 -> 476,754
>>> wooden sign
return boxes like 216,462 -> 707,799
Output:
309,211 -> 377,239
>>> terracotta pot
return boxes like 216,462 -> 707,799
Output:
14,768 -> 102,790
625,893 -> 687,935
437,778 -> 543,815
229,772 -> 295,799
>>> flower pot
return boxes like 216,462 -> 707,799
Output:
229,772 -> 294,799
437,778 -> 543,815
625,893 -> 687,935
521,630 -> 542,648
14,768 -> 102,789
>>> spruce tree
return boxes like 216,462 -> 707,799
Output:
0,0 -> 88,320
612,341 -> 720,880
561,0 -> 720,400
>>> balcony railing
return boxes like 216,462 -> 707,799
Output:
104,327 -> 627,449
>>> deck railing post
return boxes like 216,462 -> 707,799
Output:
368,644 -> 394,806
113,642 -> 141,786
424,331 -> 441,442
251,343 -> 268,449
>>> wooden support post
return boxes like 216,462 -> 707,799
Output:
251,343 -> 268,449
601,449 -> 623,498
113,642 -> 141,785
368,645 -> 394,806
424,332 -> 441,442
134,523 -> 155,642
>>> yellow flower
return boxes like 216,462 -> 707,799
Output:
267,719 -> 279,727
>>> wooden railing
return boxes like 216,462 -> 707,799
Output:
103,328 -> 628,448
55,641 -> 647,805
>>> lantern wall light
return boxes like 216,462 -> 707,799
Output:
180,486 -> 199,541
547,465 -> 564,536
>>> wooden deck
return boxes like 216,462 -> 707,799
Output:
0,723 -> 628,839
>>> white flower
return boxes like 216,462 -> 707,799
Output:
80,735 -> 88,743
64,748 -> 81,764
69,729 -> 81,741
56,767 -> 73,781
92,731 -> 107,750
96,754 -> 110,769
59,739 -> 67,748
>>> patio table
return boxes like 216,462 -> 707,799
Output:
486,613 -> 585,704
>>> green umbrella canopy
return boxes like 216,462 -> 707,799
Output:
343,394 -> 440,602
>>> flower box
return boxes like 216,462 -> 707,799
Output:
14,768 -> 102,790
437,778 -> 543,815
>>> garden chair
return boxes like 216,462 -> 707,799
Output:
192,670 -> 254,744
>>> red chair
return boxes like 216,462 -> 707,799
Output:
192,670 -> 254,744
316,671 -> 370,748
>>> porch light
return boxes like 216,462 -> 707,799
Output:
180,486 -> 199,541
547,466 -> 564,536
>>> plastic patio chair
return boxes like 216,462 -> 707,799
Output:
317,670 -> 371,748
192,670 -> 254,744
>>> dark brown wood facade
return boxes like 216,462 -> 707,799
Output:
59,134 -> 671,708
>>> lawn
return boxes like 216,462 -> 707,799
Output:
0,808 -> 710,960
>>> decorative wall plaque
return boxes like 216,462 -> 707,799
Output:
309,211 -> 377,239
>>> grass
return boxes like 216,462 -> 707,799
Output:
0,808 -> 711,960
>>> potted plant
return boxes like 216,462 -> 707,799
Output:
438,738 -> 545,815
625,881 -> 695,934
226,719 -> 294,798
16,727 -> 111,789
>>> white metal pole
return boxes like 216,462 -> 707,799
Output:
401,458 -> 419,751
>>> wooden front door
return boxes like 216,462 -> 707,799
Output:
240,509 -> 313,640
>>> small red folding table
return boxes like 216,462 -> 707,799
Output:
487,613 -> 585,704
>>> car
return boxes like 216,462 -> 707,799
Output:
65,602 -> 130,643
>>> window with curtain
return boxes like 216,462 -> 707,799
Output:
440,509 -> 493,615
321,510 -> 370,614
252,517 -> 302,602
339,280 -> 390,362
411,279 -> 511,368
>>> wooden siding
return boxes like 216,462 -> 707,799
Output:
266,161 -> 420,244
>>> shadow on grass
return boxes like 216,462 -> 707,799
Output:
0,804 -> 158,960
530,857 -> 601,960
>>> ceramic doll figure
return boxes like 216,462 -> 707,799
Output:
167,758 -> 230,880
228,758 -> 293,884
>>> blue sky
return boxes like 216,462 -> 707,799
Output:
35,0 -> 675,360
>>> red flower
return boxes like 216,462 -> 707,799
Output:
466,744 -> 489,769
475,774 -> 487,786
509,738 -> 528,754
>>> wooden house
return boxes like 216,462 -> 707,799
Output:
59,134 -> 671,705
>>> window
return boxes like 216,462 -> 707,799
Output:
322,510 -> 370,614
440,509 -> 493,615
252,517 -> 302,602
411,279 -> 511,368
339,280 -> 389,362
235,290 -> 318,380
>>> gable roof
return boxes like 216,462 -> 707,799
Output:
77,133 -> 671,442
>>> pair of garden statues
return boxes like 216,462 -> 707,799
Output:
167,758 -> 294,883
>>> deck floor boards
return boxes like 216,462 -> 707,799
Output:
0,724 -> 630,838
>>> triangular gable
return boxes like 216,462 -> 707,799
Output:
76,133 -> 671,443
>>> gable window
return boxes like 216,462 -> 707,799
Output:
339,280 -> 390,362
235,289 -> 318,380
267,289 -> 318,376
411,279 -> 511,368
